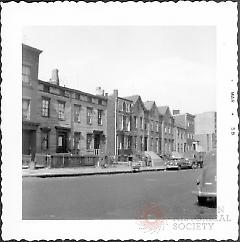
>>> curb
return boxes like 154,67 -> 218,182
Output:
22,167 -> 166,178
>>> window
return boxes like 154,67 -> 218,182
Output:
134,136 -> 137,149
74,132 -> 81,151
168,127 -> 171,134
58,136 -> 63,146
86,134 -> 92,150
119,115 -> 124,130
144,120 -> 148,130
140,136 -> 143,151
177,143 -> 179,152
126,103 -> 131,112
41,131 -> 49,150
134,116 -> 137,129
87,96 -> 92,103
87,107 -> 92,124
126,116 -> 131,131
121,102 -> 124,111
58,101 -> 65,120
22,99 -> 30,120
74,105 -> 81,123
42,97 -> 50,117
151,121 -> 154,131
156,122 -> 159,132
43,85 -> 50,92
140,117 -> 143,129
127,136 -> 131,149
164,126 -> 167,134
22,65 -> 31,83
98,110 -> 103,125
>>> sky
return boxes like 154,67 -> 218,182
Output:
23,26 -> 216,114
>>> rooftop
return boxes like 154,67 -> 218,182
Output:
22,43 -> 43,54
144,101 -> 155,110
158,106 -> 169,115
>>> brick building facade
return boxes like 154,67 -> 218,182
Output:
158,106 -> 174,155
22,44 -> 108,159
144,101 -> 161,154
106,90 -> 134,161
124,95 -> 147,156
173,112 -> 195,152
22,43 -> 213,163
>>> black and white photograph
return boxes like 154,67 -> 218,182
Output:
22,25 -> 217,221
1,2 -> 238,241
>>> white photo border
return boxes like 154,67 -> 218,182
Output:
1,2 -> 238,240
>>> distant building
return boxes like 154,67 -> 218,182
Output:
173,112 -> 195,152
158,106 -> 174,155
173,124 -> 187,155
194,111 -> 217,152
124,95 -> 147,156
106,90 -> 134,161
144,101 -> 161,154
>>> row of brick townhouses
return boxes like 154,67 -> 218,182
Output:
22,44 -> 215,161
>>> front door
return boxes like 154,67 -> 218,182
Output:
57,132 -> 68,153
144,137 -> 148,151
22,129 -> 36,159
94,134 -> 100,150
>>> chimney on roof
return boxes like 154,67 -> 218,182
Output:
50,69 -> 60,85
113,89 -> 118,97
96,87 -> 104,96
173,110 -> 180,115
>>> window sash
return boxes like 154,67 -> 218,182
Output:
42,99 -> 49,117
86,134 -> 92,150
22,99 -> 30,120
58,102 -> 65,120
87,108 -> 92,124
74,105 -> 81,123
98,110 -> 103,125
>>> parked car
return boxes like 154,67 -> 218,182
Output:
177,158 -> 193,169
184,158 -> 198,169
192,150 -> 216,205
131,161 -> 141,172
166,158 -> 181,170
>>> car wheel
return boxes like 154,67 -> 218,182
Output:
198,196 -> 207,205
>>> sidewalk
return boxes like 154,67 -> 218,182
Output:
22,165 -> 165,178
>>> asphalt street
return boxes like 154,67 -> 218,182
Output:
22,169 -> 216,220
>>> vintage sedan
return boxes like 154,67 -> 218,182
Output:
178,158 -> 193,169
166,158 -> 181,170
192,150 -> 216,205
131,161 -> 141,172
